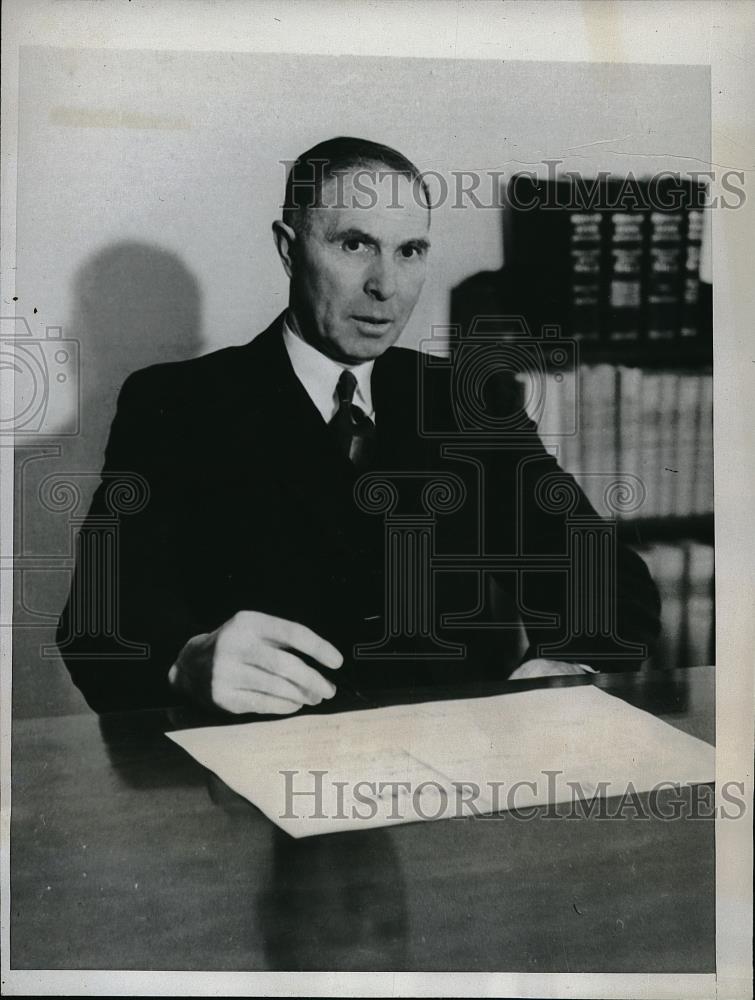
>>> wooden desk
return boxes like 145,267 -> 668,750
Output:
10,666 -> 715,972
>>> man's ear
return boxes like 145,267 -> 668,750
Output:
272,219 -> 298,279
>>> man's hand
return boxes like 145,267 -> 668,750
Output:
168,611 -> 343,714
508,658 -> 597,681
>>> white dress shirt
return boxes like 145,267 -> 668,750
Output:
282,318 -> 375,423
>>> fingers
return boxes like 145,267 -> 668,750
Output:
252,613 -> 343,670
509,659 -> 593,680
555,662 -> 593,675
200,612 -> 345,716
253,645 -> 337,702
214,648 -> 336,713
508,663 -> 536,680
213,687 -> 304,716
240,657 -> 332,706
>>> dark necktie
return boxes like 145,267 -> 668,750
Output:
329,369 -> 376,471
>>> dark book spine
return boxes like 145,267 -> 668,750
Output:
568,211 -> 604,341
506,176 -> 574,338
680,206 -> 704,339
646,208 -> 685,340
607,211 -> 646,341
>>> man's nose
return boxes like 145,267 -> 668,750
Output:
363,256 -> 397,301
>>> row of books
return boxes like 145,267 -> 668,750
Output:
521,365 -> 713,519
638,541 -> 714,671
507,176 -> 710,344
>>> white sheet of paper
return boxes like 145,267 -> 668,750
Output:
167,685 -> 714,837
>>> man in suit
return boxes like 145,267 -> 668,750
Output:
57,136 -> 661,714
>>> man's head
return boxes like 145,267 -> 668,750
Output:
273,136 -> 431,365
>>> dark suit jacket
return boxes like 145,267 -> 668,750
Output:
57,315 -> 661,712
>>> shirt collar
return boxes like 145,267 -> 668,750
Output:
282,316 -> 375,423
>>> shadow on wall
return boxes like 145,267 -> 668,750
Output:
69,240 -> 204,464
14,242 -> 203,718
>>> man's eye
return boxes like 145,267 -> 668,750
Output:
401,245 -> 423,259
343,237 -> 367,252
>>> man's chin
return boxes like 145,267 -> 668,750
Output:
342,328 -> 404,363
341,344 -> 390,366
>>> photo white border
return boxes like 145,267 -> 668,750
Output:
1,2 -> 752,997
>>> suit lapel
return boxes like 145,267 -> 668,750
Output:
372,346 -> 435,474
221,321 -> 437,552
224,317 -> 361,542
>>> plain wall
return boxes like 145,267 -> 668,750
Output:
12,48 -> 709,716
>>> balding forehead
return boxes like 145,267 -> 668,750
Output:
316,168 -> 430,217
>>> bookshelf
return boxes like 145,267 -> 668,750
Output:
449,175 -> 714,672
